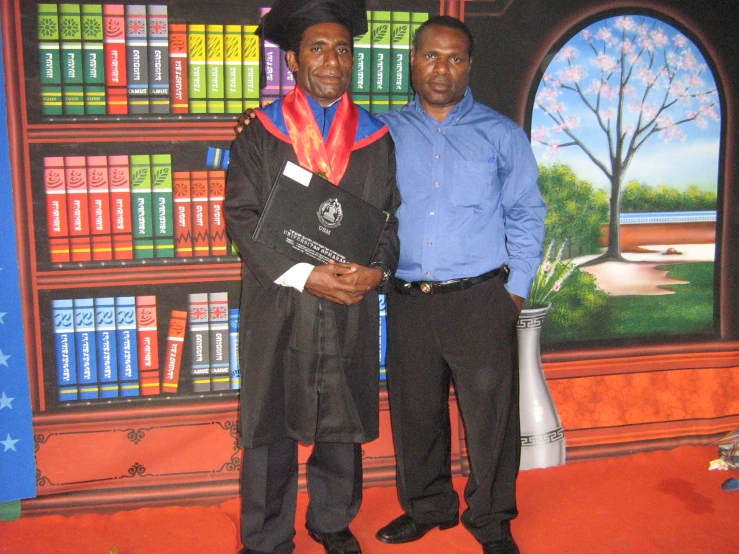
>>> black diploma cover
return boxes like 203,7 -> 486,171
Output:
252,159 -> 389,266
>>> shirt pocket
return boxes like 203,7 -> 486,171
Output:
450,160 -> 496,209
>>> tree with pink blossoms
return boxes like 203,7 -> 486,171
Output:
532,15 -> 720,263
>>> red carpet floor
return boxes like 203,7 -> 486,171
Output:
1,445 -> 738,553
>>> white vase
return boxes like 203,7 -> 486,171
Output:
517,304 -> 566,470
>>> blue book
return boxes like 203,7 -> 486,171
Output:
95,297 -> 119,398
52,299 -> 78,402
73,298 -> 99,399
229,308 -> 240,390
115,296 -> 140,397
208,292 -> 230,391
188,293 -> 210,392
379,293 -> 387,380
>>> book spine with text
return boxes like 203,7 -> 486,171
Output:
65,156 -> 92,262
115,296 -> 140,397
260,8 -> 281,101
151,153 -> 174,258
81,4 -> 106,115
162,310 -> 188,394
207,170 -> 227,257
351,11 -> 371,112
103,4 -> 128,114
147,4 -> 169,113
52,298 -> 78,401
229,308 -> 240,390
390,12 -> 411,110
136,295 -> 160,396
95,297 -> 119,398
224,24 -> 242,113
187,24 -> 207,113
125,4 -> 149,114
38,3 -> 63,116
44,156 -> 70,263
242,25 -> 259,109
108,155 -> 133,259
169,23 -> 189,114
73,298 -> 99,400
206,24 -> 225,113
409,13 -> 429,101
188,293 -> 211,392
190,171 -> 210,257
59,3 -> 84,115
208,292 -> 230,391
130,154 -> 154,259
86,155 -> 113,261
173,171 -> 193,257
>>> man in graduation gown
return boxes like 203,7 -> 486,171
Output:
224,1 -> 399,553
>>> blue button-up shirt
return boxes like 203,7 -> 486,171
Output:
378,89 -> 546,299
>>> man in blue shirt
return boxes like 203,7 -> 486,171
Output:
374,16 -> 545,554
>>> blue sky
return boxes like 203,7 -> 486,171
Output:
531,15 -> 721,192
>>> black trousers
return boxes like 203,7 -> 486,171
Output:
386,276 -> 521,544
240,438 -> 362,554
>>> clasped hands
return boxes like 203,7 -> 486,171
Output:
305,261 -> 383,305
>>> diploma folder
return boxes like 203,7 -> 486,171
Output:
252,159 -> 389,266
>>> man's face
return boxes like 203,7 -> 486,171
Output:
286,22 -> 353,106
411,25 -> 472,112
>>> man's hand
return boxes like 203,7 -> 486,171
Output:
510,293 -> 524,314
234,108 -> 258,134
305,262 -> 381,305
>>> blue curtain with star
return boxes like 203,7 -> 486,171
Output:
0,29 -> 37,503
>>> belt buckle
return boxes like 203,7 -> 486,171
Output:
420,282 -> 432,294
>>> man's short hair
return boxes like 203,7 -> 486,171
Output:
412,15 -> 474,58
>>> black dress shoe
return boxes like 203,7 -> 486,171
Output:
483,535 -> 520,554
376,513 -> 459,544
307,527 -> 362,554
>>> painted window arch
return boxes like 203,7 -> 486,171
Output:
527,12 -> 722,346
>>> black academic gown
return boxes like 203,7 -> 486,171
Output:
225,111 -> 400,450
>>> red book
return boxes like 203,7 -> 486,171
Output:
65,156 -> 91,262
174,171 -> 193,257
190,171 -> 210,257
87,156 -> 113,261
161,310 -> 187,394
169,23 -> 189,114
108,155 -> 133,260
103,4 -> 128,115
44,157 -> 70,263
207,170 -> 227,257
136,295 -> 160,395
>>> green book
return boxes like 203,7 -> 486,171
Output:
391,12 -> 411,110
352,11 -> 371,97
130,155 -> 154,259
59,3 -> 84,115
206,24 -> 225,114
410,13 -> 430,101
371,94 -> 390,114
81,4 -> 105,115
188,24 -> 207,114
370,11 -> 391,94
38,4 -> 62,115
151,154 -> 174,259
224,25 -> 243,113
242,25 -> 259,107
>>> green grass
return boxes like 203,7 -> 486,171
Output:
542,262 -> 715,344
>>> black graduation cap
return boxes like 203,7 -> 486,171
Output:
260,0 -> 368,52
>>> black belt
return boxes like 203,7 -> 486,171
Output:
392,265 -> 509,295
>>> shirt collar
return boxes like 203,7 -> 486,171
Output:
412,87 -> 474,126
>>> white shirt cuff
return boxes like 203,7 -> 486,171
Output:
274,263 -> 315,292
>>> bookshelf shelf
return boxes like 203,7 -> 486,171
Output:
27,121 -> 238,142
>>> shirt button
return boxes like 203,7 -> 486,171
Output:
435,154 -> 440,158
430,212 -> 435,216
438,127 -> 442,132
427,242 -> 432,246
426,272 -> 431,276
434,182 -> 440,187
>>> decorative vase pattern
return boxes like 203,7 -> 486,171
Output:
517,304 -> 566,470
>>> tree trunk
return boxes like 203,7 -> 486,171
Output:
580,172 -> 627,267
